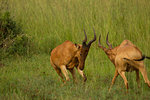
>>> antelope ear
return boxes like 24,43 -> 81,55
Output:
75,43 -> 80,49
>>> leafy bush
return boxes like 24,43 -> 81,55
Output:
0,11 -> 30,60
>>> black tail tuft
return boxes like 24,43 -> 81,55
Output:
124,55 -> 150,61
134,55 -> 146,61
145,56 -> 150,60
134,54 -> 150,61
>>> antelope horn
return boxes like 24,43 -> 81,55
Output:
98,35 -> 105,49
83,29 -> 87,43
106,32 -> 112,49
87,28 -> 96,46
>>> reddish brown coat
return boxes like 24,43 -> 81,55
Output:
50,29 -> 96,83
99,34 -> 150,92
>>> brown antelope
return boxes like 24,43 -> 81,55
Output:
98,33 -> 150,92
50,29 -> 96,83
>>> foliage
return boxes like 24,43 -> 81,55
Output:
0,11 -> 30,60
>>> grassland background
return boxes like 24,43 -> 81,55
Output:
0,0 -> 150,99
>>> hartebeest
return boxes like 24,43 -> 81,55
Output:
50,29 -> 96,83
98,33 -> 150,92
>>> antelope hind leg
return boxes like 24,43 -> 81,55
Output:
139,66 -> 150,87
50,57 -> 65,82
60,65 -> 70,83
119,71 -> 129,93
69,68 -> 77,83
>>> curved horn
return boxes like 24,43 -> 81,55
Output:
98,34 -> 108,52
98,35 -> 102,48
106,32 -> 112,49
87,28 -> 96,46
83,29 -> 87,43
98,35 -> 105,49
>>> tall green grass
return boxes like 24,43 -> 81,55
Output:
0,0 -> 150,99
7,0 -> 150,54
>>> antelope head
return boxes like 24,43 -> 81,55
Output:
98,33 -> 116,65
78,29 -> 96,70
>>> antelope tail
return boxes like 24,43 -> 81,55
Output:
134,55 -> 150,61
123,55 -> 150,61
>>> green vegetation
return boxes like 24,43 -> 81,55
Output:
0,0 -> 150,99
0,8 -> 30,60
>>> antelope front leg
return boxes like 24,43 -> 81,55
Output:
119,71 -> 128,92
77,67 -> 87,82
109,69 -> 119,92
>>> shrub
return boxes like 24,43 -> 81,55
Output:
0,11 -> 30,60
